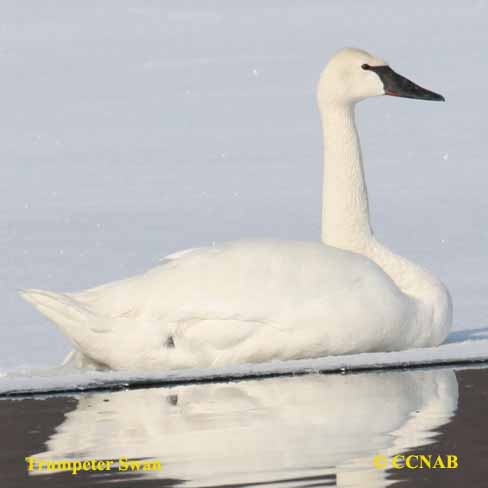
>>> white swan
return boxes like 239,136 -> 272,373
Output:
20,48 -> 451,370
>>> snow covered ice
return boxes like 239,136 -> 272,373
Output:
1,1 -> 488,392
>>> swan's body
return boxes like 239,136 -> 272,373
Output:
21,48 -> 452,370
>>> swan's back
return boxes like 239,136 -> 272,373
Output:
75,240 -> 393,311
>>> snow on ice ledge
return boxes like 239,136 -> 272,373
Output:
1,334 -> 488,397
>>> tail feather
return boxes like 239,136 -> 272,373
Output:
19,289 -> 100,339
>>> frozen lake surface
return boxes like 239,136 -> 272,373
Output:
1,1 -> 488,389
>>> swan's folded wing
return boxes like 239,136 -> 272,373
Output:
175,318 -> 262,350
171,316 -> 289,367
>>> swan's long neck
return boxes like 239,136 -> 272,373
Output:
320,102 -> 372,248
319,101 -> 452,345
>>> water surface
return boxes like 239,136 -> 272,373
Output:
1,365 -> 486,487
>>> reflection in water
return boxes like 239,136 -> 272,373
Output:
31,369 -> 458,487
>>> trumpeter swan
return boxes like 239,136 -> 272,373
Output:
21,48 -> 451,370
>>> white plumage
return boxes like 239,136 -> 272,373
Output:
21,48 -> 452,370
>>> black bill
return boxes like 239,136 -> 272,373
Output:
362,64 -> 445,101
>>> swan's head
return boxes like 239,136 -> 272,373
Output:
318,47 -> 444,105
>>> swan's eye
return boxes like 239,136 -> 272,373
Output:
361,63 -> 371,70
